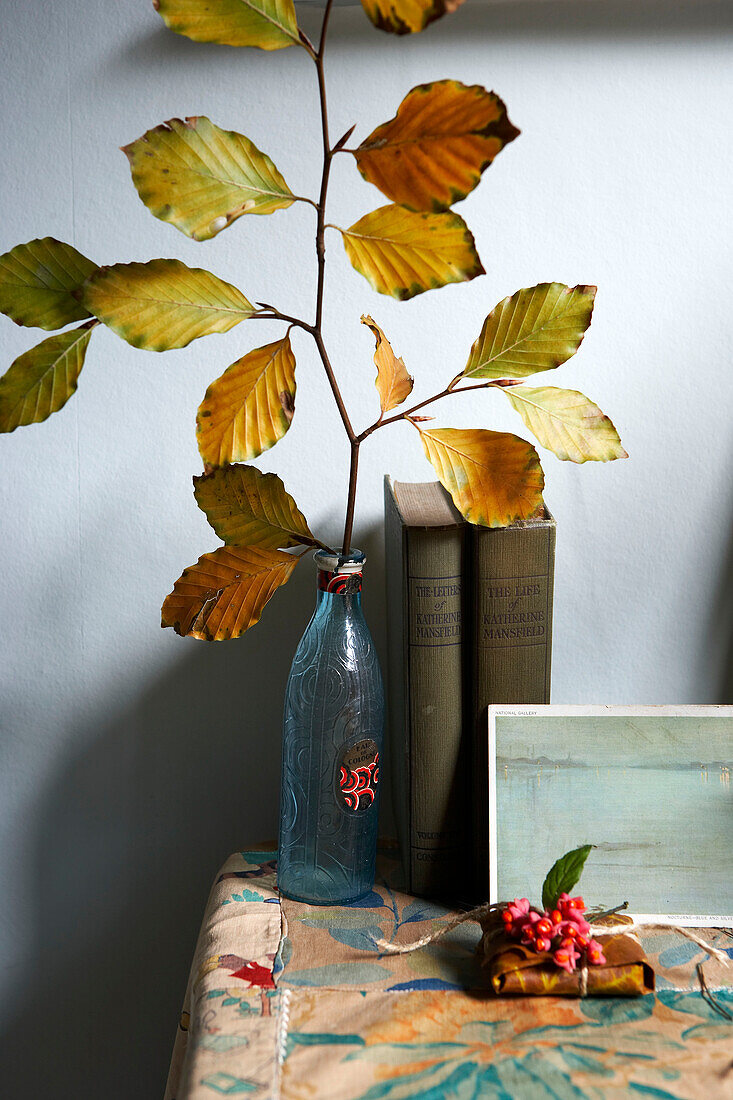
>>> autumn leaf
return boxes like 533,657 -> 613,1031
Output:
197,336 -> 296,467
503,385 -> 628,463
417,425 -> 544,527
80,259 -> 254,351
0,323 -> 94,433
361,315 -> 413,413
122,116 -> 294,242
354,81 -> 519,212
463,283 -> 596,380
360,0 -> 466,36
0,238 -> 96,331
154,0 -> 301,51
340,205 -> 483,300
193,464 -> 315,550
161,544 -> 299,641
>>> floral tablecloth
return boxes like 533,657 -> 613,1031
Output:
165,845 -> 733,1099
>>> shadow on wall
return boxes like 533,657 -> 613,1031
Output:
0,522 -> 386,1099
109,0 -> 733,82
715,519 -> 733,705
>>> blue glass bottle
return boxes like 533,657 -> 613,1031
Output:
278,549 -> 384,904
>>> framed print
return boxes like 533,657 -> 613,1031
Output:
488,705 -> 733,925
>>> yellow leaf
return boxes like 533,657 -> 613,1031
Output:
354,81 -> 519,212
0,238 -> 96,330
360,315 -> 413,413
193,464 -> 315,549
360,0 -> 466,35
463,283 -> 596,380
122,116 -> 295,242
80,259 -> 254,351
504,385 -> 628,463
161,544 -> 298,641
417,425 -> 544,527
341,205 -> 483,300
197,336 -> 296,466
154,0 -> 300,50
0,324 -> 94,433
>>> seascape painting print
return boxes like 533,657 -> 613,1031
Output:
488,705 -> 733,923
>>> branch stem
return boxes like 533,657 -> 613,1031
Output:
253,305 -> 314,334
307,0 -> 359,552
356,379 -> 515,443
342,440 -> 360,554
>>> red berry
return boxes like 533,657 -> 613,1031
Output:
551,910 -> 562,924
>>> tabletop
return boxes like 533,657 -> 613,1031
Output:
165,844 -> 733,1099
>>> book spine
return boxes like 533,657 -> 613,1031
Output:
384,483 -> 410,887
404,526 -> 469,898
471,520 -> 556,899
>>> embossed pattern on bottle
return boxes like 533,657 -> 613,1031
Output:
278,550 -> 384,904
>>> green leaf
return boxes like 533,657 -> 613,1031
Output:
122,116 -> 294,242
463,283 -> 596,381
0,323 -> 94,433
541,845 -> 594,912
80,259 -> 255,351
504,386 -> 628,463
0,238 -> 96,330
154,0 -> 301,51
193,464 -> 315,550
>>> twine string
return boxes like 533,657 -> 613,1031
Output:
374,909 -> 732,970
579,964 -> 589,998
374,902 -> 499,955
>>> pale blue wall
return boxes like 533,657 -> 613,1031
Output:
1,1 -> 732,1094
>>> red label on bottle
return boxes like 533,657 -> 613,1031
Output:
337,739 -> 379,813
317,569 -> 362,594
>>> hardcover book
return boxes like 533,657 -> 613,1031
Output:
384,477 -> 469,898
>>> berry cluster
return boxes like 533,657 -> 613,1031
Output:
501,892 -> 607,973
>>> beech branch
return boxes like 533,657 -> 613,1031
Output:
356,379 -> 523,443
307,0 -> 360,554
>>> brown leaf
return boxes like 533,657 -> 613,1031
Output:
355,81 -> 518,212
161,544 -> 298,641
360,0 -> 466,36
193,464 -> 315,549
197,336 -> 296,466
340,205 -> 483,300
417,425 -> 545,527
361,314 -> 413,413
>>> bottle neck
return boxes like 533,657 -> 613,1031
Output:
312,548 -> 365,613
315,567 -> 363,611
